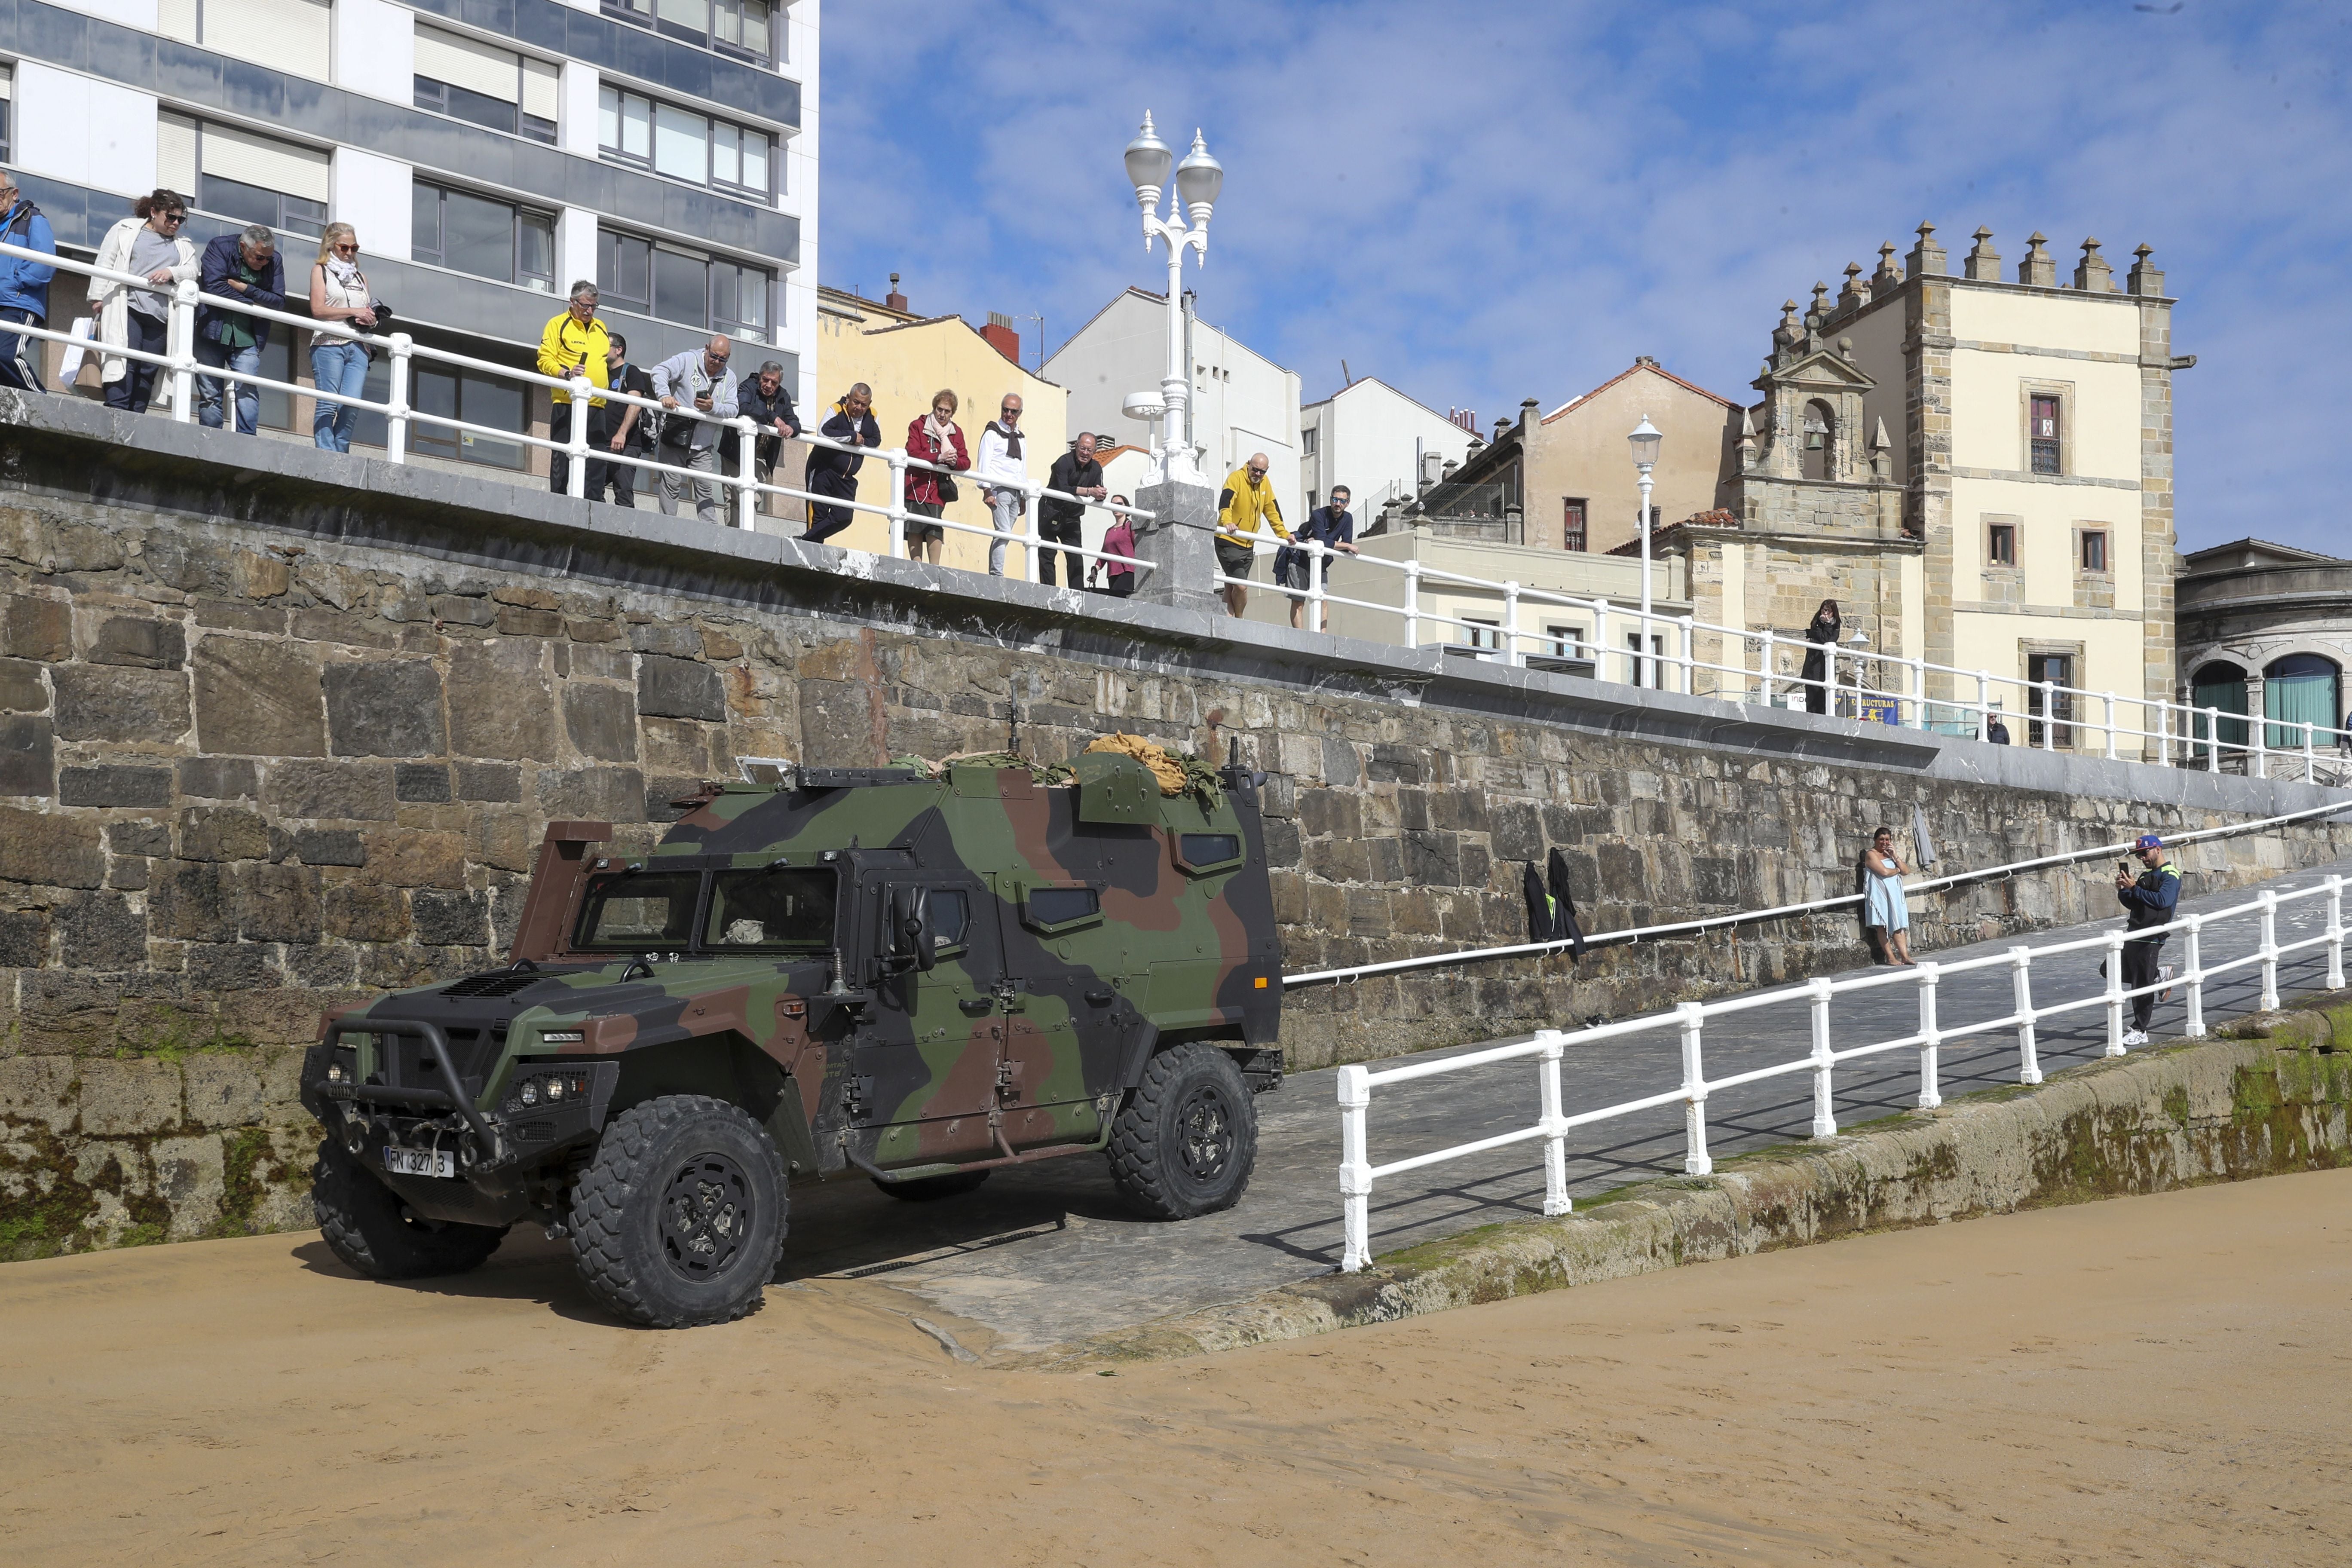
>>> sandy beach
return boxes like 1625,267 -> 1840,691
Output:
3,1167 -> 2347,1566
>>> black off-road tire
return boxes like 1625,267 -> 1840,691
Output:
568,1095 -> 788,1329
311,1139 -> 510,1280
1106,1043 -> 1257,1220
871,1169 -> 992,1202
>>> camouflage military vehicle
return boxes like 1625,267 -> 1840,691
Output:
298,754 -> 1283,1328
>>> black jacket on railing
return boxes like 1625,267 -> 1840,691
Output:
730,377 -> 801,470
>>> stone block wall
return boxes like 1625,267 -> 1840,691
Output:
0,400 -> 2344,1259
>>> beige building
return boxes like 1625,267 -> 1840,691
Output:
1652,224 -> 2182,750
798,282 -> 1068,573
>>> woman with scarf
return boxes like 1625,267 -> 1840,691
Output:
90,190 -> 198,414
1800,598 -> 1841,715
903,388 -> 970,566
307,224 -> 382,453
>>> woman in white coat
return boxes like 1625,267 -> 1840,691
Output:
90,189 -> 197,414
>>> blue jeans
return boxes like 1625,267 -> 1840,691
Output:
311,340 -> 370,452
195,337 -> 262,434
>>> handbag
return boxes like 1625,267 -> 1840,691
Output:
937,475 -> 959,502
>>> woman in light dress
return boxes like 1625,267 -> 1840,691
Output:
1860,826 -> 1915,966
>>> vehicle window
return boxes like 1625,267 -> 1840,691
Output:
928,888 -> 971,951
704,869 -> 837,950
575,872 -> 701,949
1178,833 -> 1242,866
1025,886 -> 1099,927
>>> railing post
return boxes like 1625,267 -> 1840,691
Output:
1910,654 -> 1926,729
1760,628 -> 1777,707
1337,1064 -> 1372,1273
2103,691 -> 2117,760
2259,889 -> 2280,1012
2305,720 -> 2318,781
2103,929 -> 2127,1054
1307,537 -> 1327,633
1977,670 -> 1991,738
2010,947 -> 2041,1084
1678,614 -> 1694,695
384,333 -> 412,465
885,448 -> 908,557
168,279 -> 198,423
1678,1003 -> 1711,1175
1502,579 -> 1521,668
1403,560 -> 1421,650
2205,706 -> 2220,772
1593,599 -> 1609,680
1536,1029 -> 1570,1216
1023,482 -> 1042,583
564,384 -> 590,500
2327,875 -> 2345,992
2182,913 -> 2205,1038
2040,680 -> 2057,751
1915,961 -> 1942,1108
732,415 -> 757,530
1807,977 -> 1836,1137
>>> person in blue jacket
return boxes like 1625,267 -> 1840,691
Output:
0,170 -> 57,392
193,225 -> 286,435
2115,832 -> 2181,1045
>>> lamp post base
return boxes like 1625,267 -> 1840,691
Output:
1133,475 -> 1222,616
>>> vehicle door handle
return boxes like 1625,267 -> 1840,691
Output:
959,998 -> 994,1016
1084,989 -> 1114,1006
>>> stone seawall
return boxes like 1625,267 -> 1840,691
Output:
0,395 -> 2346,1259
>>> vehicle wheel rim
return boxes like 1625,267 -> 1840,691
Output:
1173,1083 -> 1233,1183
660,1151 -> 753,1282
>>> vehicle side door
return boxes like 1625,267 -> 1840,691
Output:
855,876 -> 1002,1167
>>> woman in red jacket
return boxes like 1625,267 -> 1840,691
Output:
903,388 -> 971,565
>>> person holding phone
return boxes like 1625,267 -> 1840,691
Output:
1858,826 -> 1914,966
2114,833 -> 2180,1046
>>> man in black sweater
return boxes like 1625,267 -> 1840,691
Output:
732,358 -> 801,515
1038,432 -> 1106,588
585,333 -> 655,508
802,382 -> 881,545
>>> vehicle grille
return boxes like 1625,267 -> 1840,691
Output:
440,970 -> 548,999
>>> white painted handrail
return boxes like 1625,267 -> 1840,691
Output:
1335,872 -> 2349,1271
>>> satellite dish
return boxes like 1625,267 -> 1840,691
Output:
1121,391 -> 1166,422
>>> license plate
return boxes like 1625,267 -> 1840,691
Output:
383,1145 -> 455,1179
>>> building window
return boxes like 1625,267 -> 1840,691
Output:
1546,625 -> 1585,658
606,0 -> 773,63
2029,393 -> 2062,475
1300,426 -> 1317,457
2026,651 -> 2075,748
1988,521 -> 2015,566
413,28 -> 560,144
344,356 -> 528,470
598,230 -> 771,342
2079,528 -> 2109,573
1305,490 -> 1317,512
160,114 -> 329,239
1461,619 -> 1502,659
1562,497 -> 1587,551
412,182 -> 556,293
156,0 -> 331,81
598,87 -> 772,197
0,65 -> 13,162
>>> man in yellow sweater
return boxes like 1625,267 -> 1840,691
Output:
536,280 -> 610,496
1215,452 -> 1289,618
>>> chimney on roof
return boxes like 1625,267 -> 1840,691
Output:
885,272 -> 907,312
1519,396 -> 1540,433
982,311 -> 1020,365
2073,237 -> 2115,293
1634,354 -> 1659,368
2018,233 -> 2057,288
2127,243 -> 2164,298
1964,227 -> 2002,282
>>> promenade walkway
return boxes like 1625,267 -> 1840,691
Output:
763,851 -> 2352,1354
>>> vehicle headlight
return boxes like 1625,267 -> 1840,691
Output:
547,1077 -> 565,1101
519,1080 -> 540,1106
541,1029 -> 585,1044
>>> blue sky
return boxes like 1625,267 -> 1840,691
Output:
822,0 -> 2352,555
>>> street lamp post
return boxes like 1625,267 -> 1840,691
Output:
1627,415 -> 1662,685
1124,112 -> 1222,484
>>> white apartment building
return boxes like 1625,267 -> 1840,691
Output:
1044,286 -> 1301,510
1,0 -> 817,458
1298,375 -> 1473,523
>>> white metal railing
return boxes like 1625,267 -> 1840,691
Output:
1287,797 -> 2352,987
1334,871 -> 2348,1271
0,237 -> 1152,588
1220,531 -> 2350,778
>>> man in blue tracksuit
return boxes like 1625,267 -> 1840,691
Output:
0,171 -> 57,391
2115,832 -> 2181,1045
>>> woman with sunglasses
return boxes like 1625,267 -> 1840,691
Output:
308,223 -> 381,452
90,190 -> 198,414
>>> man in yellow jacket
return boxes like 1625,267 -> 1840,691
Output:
537,280 -> 610,496
1215,452 -> 1289,618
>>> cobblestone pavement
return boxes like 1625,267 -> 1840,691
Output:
732,854 -> 2352,1354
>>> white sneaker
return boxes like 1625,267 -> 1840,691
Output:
2121,1028 -> 2150,1047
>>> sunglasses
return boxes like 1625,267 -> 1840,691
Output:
333,243 -> 358,253
158,212 -> 187,224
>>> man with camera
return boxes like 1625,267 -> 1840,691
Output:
2115,833 -> 2181,1047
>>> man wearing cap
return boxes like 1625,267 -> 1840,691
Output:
2115,833 -> 2180,1046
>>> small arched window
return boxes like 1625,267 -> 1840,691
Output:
2263,652 -> 2343,750
1801,399 -> 1835,481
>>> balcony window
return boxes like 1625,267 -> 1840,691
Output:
412,182 -> 556,294
1562,497 -> 1587,551
414,27 -> 560,144
606,0 -> 773,64
2029,393 -> 2062,475
600,86 -> 773,197
160,114 -> 329,240
598,231 -> 770,342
